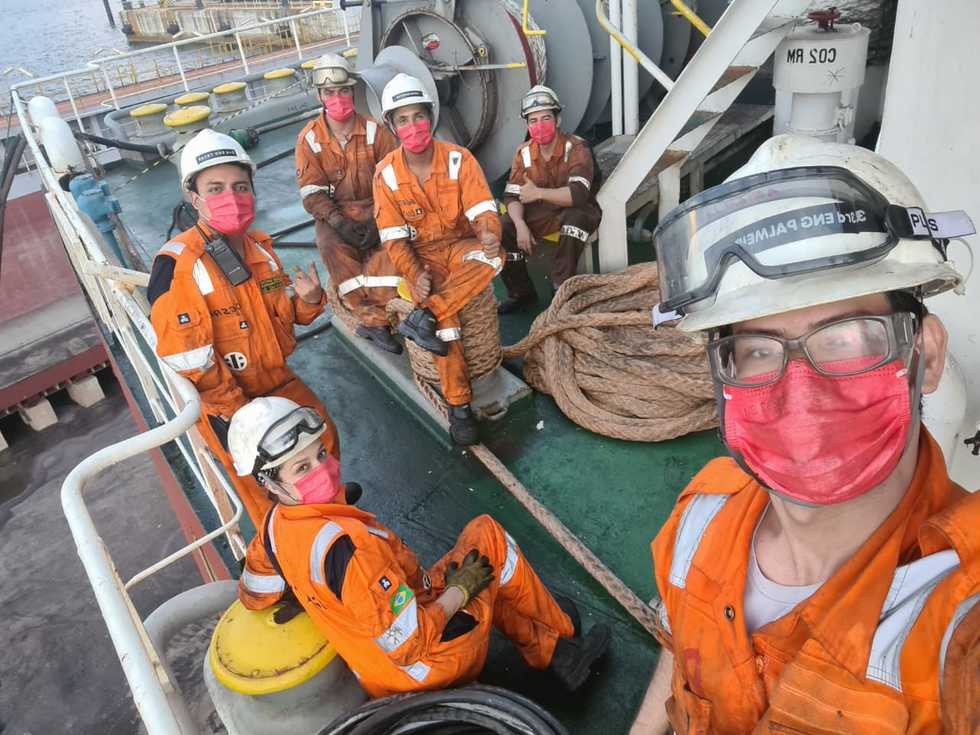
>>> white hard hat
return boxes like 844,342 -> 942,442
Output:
654,134 -> 971,332
228,396 -> 325,477
179,128 -> 256,192
521,85 -> 561,118
311,51 -> 357,88
381,73 -> 434,119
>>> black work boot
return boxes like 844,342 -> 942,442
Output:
397,308 -> 449,356
548,624 -> 612,692
553,595 -> 582,637
356,324 -> 403,354
497,291 -> 537,314
448,403 -> 479,446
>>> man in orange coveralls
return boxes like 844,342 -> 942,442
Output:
295,52 -> 403,354
498,85 -> 602,313
227,396 -> 611,697
148,129 -> 339,525
629,135 -> 979,734
372,73 -> 502,446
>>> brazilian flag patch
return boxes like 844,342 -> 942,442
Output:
389,583 -> 414,615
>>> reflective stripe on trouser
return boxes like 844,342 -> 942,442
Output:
427,514 -> 575,673
198,375 -> 340,525
500,206 -> 600,297
413,237 -> 497,406
315,219 -> 400,328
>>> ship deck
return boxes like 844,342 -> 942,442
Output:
99,117 -> 725,732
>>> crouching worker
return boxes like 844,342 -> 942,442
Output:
149,129 -> 340,525
630,135 -> 979,734
498,86 -> 601,313
229,396 -> 611,697
296,52 -> 403,354
372,73 -> 502,445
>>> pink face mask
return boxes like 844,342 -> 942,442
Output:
324,94 -> 355,122
292,454 -> 343,505
396,119 -> 432,154
722,358 -> 912,505
528,119 -> 557,145
203,191 -> 255,237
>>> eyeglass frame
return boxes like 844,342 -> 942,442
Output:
706,311 -> 919,388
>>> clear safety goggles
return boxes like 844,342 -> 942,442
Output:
655,166 -> 930,313
255,406 -> 324,471
313,66 -> 355,88
707,311 -> 918,387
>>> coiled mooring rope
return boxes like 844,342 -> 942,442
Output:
502,263 -> 718,442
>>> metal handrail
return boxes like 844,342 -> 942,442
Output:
595,0 -> 674,93
670,0 -> 712,38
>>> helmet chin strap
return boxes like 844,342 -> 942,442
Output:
714,320 -> 928,502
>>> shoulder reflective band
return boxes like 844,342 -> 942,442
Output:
521,146 -> 532,168
366,119 -> 377,145
448,151 -> 463,181
886,205 -> 976,239
305,130 -> 322,154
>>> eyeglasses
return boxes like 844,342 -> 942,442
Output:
253,406 -> 324,474
707,312 -> 918,387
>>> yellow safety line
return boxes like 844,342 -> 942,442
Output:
670,0 -> 712,38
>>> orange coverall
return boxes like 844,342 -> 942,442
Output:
500,131 -> 601,296
239,508 -> 574,697
296,113 -> 401,328
149,224 -> 340,524
373,141 -> 502,406
650,430 -> 979,734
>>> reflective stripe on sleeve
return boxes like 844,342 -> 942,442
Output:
500,532 -> 519,586
381,164 -> 399,191
241,569 -> 286,595
521,146 -> 531,168
504,183 -> 521,195
160,344 -> 215,373
436,327 -> 461,342
191,259 -> 214,295
159,241 -> 185,257
375,597 -> 419,653
338,275 -> 403,295
560,224 -> 590,242
309,521 -> 344,586
301,184 -> 334,199
465,199 -> 497,221
305,130 -> 322,154
380,225 -> 411,242
400,661 -> 431,683
568,175 -> 591,190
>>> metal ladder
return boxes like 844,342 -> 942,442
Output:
596,0 -> 818,272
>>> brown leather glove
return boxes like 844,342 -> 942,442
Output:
329,214 -> 364,247
357,221 -> 381,250
444,549 -> 494,606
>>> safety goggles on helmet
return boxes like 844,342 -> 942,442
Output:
708,311 -> 918,388
313,65 -> 356,88
521,94 -> 560,118
654,166 -> 953,313
253,406 -> 325,474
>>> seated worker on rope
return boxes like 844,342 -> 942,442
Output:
372,73 -> 503,446
497,85 -> 602,314
229,396 -> 611,698
295,52 -> 403,354
148,130 -> 340,526
629,135 -> 979,734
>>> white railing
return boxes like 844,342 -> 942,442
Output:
5,5 -> 356,123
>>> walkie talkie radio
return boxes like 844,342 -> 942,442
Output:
198,226 -> 250,286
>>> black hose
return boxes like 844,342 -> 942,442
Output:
253,108 -> 320,135
270,219 -> 314,239
272,240 -> 316,249
256,147 -> 295,170
0,135 -> 28,280
74,130 -> 167,156
316,685 -> 569,735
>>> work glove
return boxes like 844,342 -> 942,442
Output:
444,549 -> 494,606
357,221 -> 381,251
272,593 -> 304,625
330,215 -> 366,248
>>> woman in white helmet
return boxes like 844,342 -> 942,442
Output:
371,73 -> 503,445
631,135 -> 978,734
498,85 -> 602,313
228,396 -> 610,698
148,128 -> 340,526
296,52 -> 403,354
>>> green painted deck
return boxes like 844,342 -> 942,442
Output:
105,119 -> 725,732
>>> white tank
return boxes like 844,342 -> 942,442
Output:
37,116 -> 83,175
773,21 -> 870,143
27,95 -> 59,127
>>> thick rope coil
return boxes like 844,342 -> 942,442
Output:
502,263 -> 719,441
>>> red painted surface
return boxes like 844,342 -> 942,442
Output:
0,192 -> 81,322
